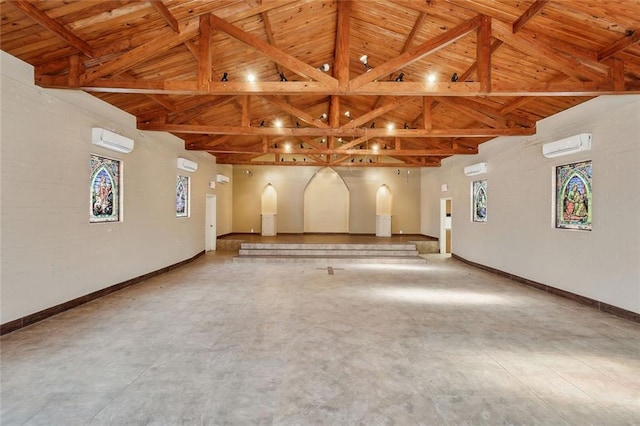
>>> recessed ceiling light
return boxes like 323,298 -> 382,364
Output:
387,123 -> 394,131
284,142 -> 291,151
247,73 -> 256,82
274,119 -> 282,128
427,73 -> 436,83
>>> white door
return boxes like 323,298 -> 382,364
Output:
206,194 -> 216,251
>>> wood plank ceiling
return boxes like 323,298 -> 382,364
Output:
2,0 -> 639,167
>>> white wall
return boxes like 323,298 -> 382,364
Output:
421,95 -> 640,314
0,51 -> 223,324
232,165 -> 422,234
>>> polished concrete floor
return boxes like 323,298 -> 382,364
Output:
1,252 -> 639,425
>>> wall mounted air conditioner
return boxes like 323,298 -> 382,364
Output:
464,162 -> 488,176
542,133 -> 592,158
216,174 -> 230,184
91,127 -> 134,153
177,158 -> 198,172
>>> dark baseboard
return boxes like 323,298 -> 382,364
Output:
451,253 -> 640,323
1,250 -> 206,336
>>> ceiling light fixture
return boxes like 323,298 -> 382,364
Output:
320,113 -> 327,120
284,142 -> 291,151
247,73 -> 256,82
451,72 -> 459,82
427,73 -> 436,83
386,123 -> 394,131
274,119 -> 282,128
279,72 -> 287,82
370,122 -> 376,128
221,72 -> 228,82
395,73 -> 404,82
360,55 -> 372,71
404,122 -> 409,129
344,111 -> 351,118
318,63 -> 330,72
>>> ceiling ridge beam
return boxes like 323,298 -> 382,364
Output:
210,14 -> 336,85
12,0 -> 95,58
350,15 -> 482,90
80,17 -> 200,84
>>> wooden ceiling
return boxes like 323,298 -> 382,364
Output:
2,0 -> 639,167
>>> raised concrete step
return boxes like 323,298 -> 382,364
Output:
233,255 -> 426,265
233,242 -> 426,264
240,243 -> 417,250
239,249 -> 419,257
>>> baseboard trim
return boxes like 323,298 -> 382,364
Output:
451,253 -> 639,324
1,250 -> 206,336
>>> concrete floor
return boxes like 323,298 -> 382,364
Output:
1,252 -> 639,425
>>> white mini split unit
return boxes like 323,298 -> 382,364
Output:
177,158 -> 198,172
542,133 -> 592,158
91,127 -> 134,153
464,162 -> 488,176
216,174 -> 230,184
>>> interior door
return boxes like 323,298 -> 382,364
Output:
206,194 -> 216,251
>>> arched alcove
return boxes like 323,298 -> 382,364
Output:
304,167 -> 349,233
261,183 -> 278,236
376,184 -> 392,237
261,184 -> 277,214
376,184 -> 392,215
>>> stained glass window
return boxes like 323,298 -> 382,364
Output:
472,179 -> 487,223
176,174 -> 189,217
90,154 -> 121,223
556,160 -> 592,230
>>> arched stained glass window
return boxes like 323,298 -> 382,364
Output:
556,161 -> 592,230
176,174 -> 189,217
90,154 -> 120,223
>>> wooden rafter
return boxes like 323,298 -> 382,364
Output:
350,16 -> 482,89
210,14 -> 336,85
512,0 -> 548,33
12,0 -> 95,58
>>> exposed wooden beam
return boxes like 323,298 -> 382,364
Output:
149,0 -> 180,32
334,0 -> 351,91
38,75 -> 632,96
492,19 -> 608,82
512,0 -> 548,33
81,18 -> 199,84
423,97 -> 433,129
137,122 -> 536,138
198,14 -> 212,90
12,0 -> 95,58
350,15 -> 481,89
434,97 -> 504,128
207,147 -> 477,156
477,15 -> 492,93
240,95 -> 251,127
167,96 -> 236,124
598,30 -> 640,61
340,98 -> 415,129
209,14 -> 336,85
262,96 -> 330,128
